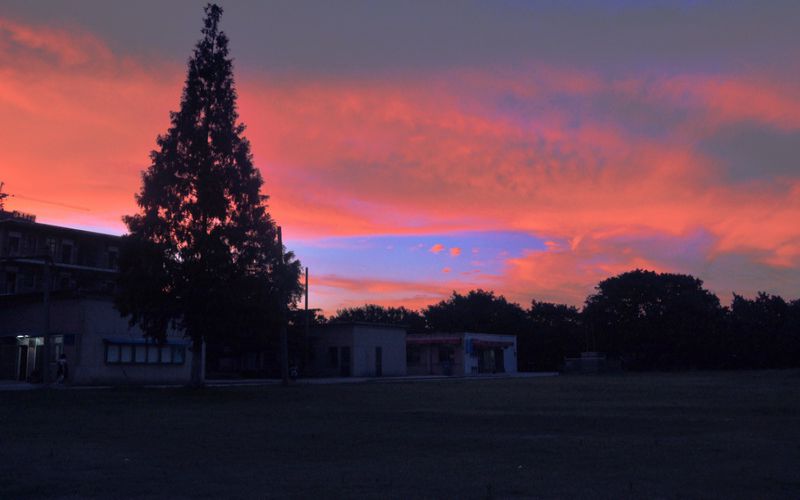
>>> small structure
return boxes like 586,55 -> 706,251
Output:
306,322 -> 407,377
562,352 -> 619,373
406,332 -> 517,376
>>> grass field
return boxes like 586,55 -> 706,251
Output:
1,371 -> 799,499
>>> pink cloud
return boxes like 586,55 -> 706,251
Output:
1,16 -> 798,313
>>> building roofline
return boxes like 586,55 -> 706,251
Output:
0,214 -> 122,240
315,321 -> 409,330
0,289 -> 115,306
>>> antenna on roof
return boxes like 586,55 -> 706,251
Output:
0,182 -> 9,211
0,182 -> 90,212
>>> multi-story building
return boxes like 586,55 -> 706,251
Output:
0,210 -> 193,385
0,210 -> 119,296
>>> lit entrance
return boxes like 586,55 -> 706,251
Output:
0,335 -> 64,382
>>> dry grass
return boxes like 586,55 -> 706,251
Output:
1,371 -> 799,499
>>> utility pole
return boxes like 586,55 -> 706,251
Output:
42,258 -> 51,384
304,267 -> 309,339
278,227 -> 289,386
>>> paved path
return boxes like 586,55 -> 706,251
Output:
0,372 -> 558,390
207,371 -> 558,387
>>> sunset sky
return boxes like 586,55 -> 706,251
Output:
1,1 -> 798,314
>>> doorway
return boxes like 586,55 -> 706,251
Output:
17,345 -> 28,381
375,347 -> 382,377
339,346 -> 351,377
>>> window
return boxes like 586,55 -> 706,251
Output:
7,233 -> 21,255
147,345 -> 160,363
4,271 -> 17,294
105,341 -> 187,365
107,345 -> 120,363
61,241 -> 73,264
21,271 -> 35,292
107,247 -> 119,269
134,345 -> 146,363
58,273 -> 71,291
406,344 -> 421,365
438,345 -> 455,363
45,238 -> 57,257
24,235 -> 37,254
120,345 -> 133,363
328,347 -> 338,367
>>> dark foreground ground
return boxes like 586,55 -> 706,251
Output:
1,371 -> 799,499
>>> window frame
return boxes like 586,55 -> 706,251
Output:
104,341 -> 187,366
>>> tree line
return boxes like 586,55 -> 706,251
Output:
325,270 -> 800,372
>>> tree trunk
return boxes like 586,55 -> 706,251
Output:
190,337 -> 204,387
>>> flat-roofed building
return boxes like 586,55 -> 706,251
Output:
306,322 -> 407,377
406,332 -> 517,376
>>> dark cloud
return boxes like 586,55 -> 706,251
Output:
699,122 -> 800,182
2,0 -> 799,75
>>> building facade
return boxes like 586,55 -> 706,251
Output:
406,332 -> 518,376
306,322 -> 407,377
1,210 -> 119,296
0,210 -> 194,385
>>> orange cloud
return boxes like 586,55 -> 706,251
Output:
2,16 -> 799,313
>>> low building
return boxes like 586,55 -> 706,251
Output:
406,332 -> 517,376
0,293 -> 193,385
306,322 -> 407,377
562,352 -> 621,374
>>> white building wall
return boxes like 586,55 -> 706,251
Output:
353,326 -> 406,377
464,332 -> 518,375
308,323 -> 406,377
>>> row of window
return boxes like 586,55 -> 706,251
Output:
406,345 -> 455,365
105,343 -> 186,365
3,231 -> 118,268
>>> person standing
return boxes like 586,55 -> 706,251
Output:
56,353 -> 68,384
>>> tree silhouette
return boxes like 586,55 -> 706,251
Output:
424,289 -> 527,335
330,304 -> 427,333
728,292 -> 800,368
520,301 -> 583,371
116,4 -> 301,385
583,270 -> 724,370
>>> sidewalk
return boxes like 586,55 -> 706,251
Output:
207,371 -> 559,387
0,371 -> 559,390
0,380 -> 42,391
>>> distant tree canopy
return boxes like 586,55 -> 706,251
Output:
727,293 -> 800,369
583,270 -> 724,370
330,304 -> 426,333
424,289 -> 527,335
116,4 -> 301,385
356,270 -> 798,372
519,302 -> 583,372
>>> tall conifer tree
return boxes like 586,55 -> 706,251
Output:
116,4 -> 301,385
